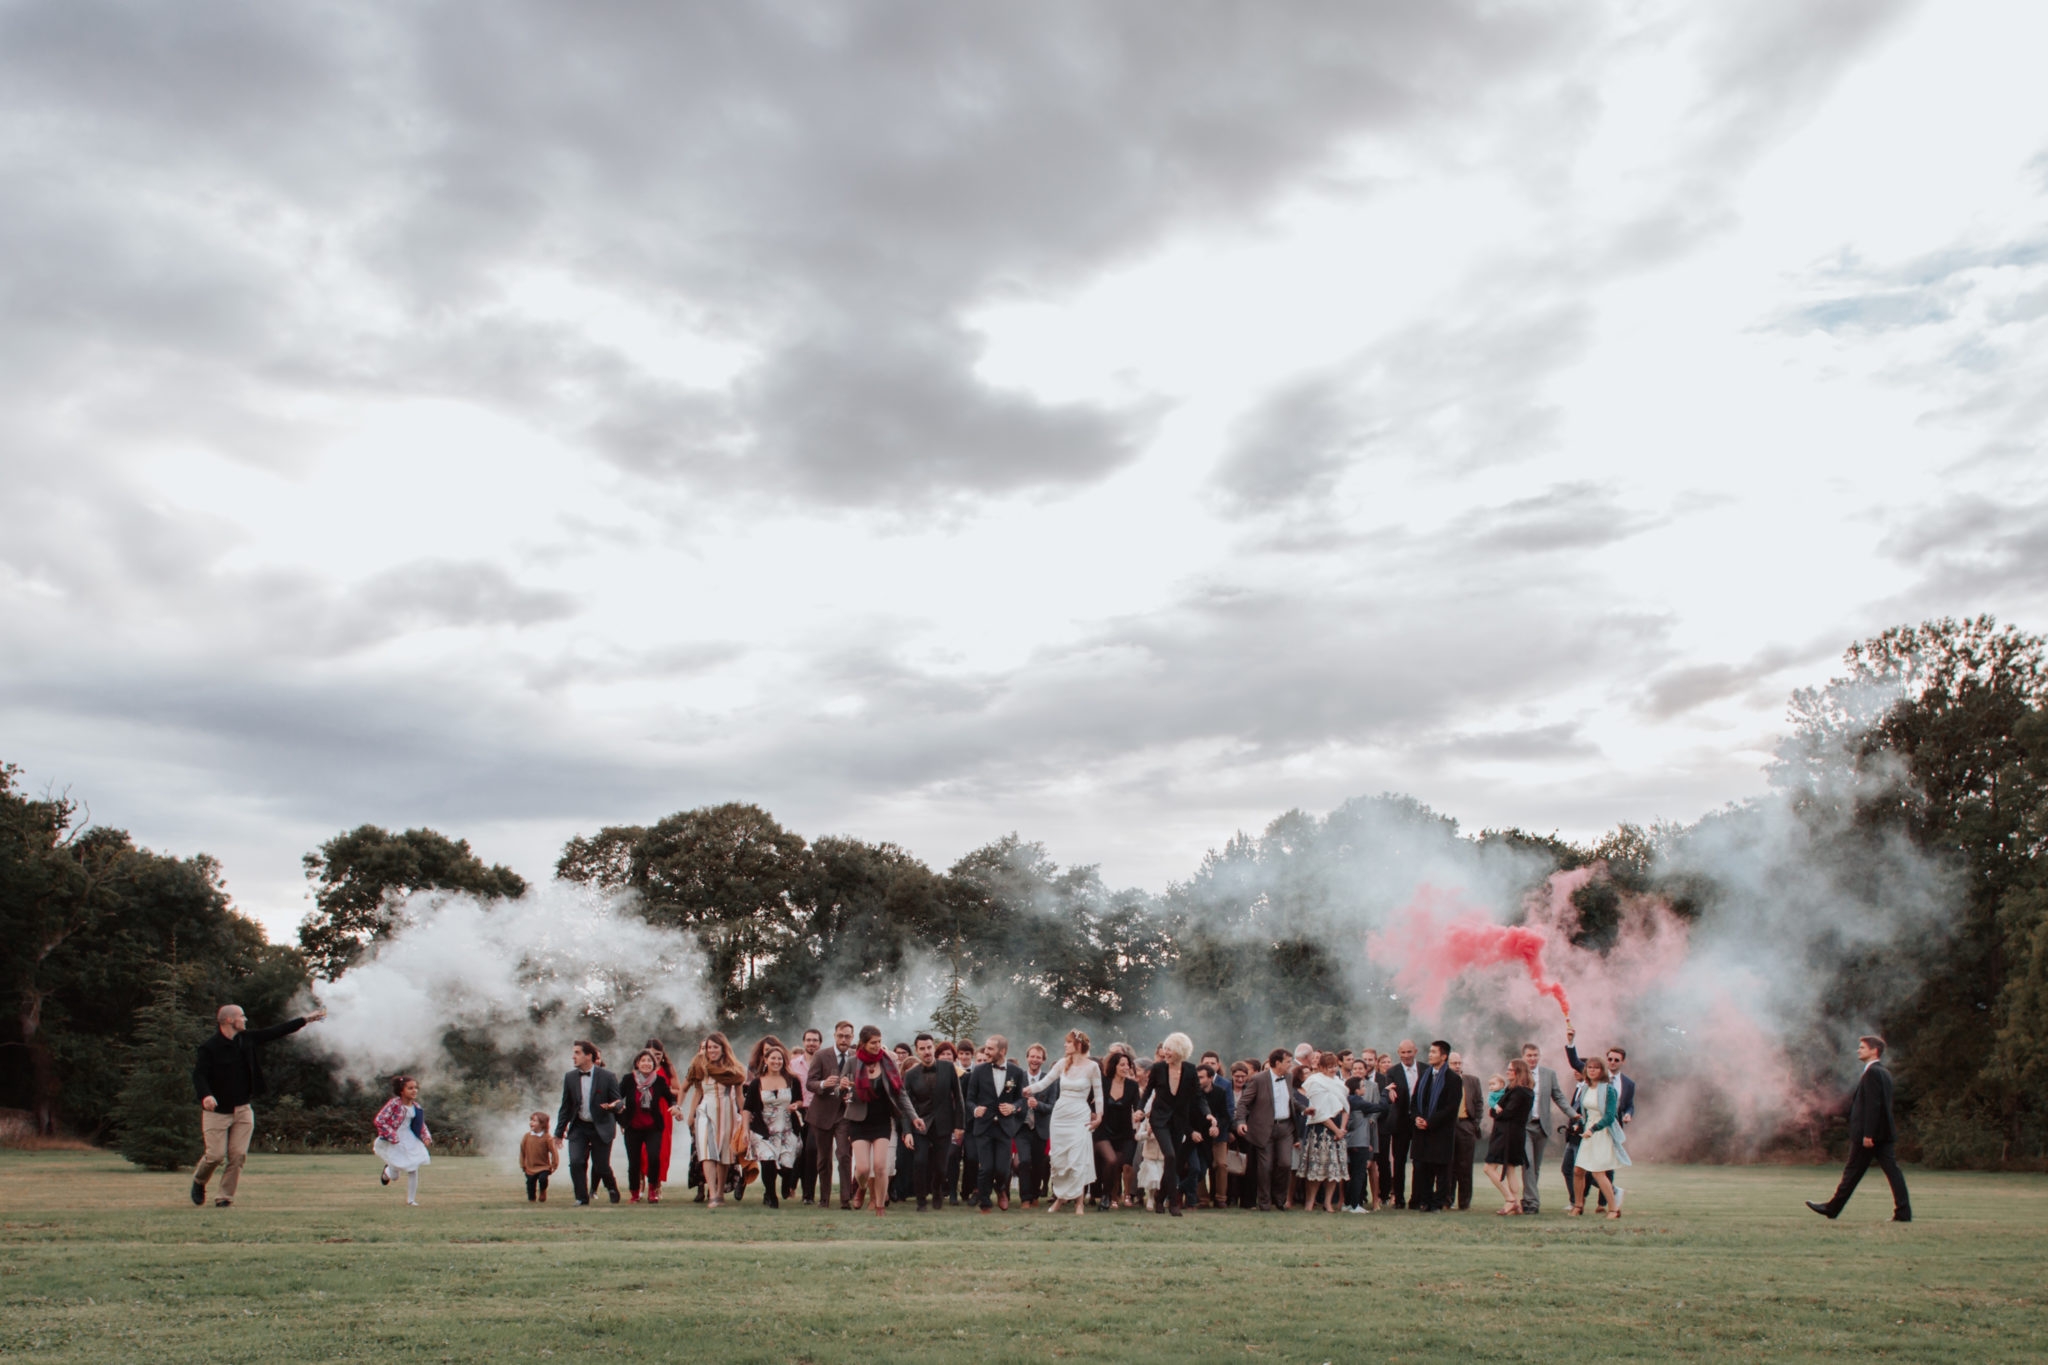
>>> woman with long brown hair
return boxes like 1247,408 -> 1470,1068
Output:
680,1031 -> 747,1209
744,1035 -> 805,1210
845,1024 -> 923,1216
1094,1050 -> 1141,1211
1485,1057 -> 1535,1215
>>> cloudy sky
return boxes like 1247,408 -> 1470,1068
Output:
4,0 -> 2045,940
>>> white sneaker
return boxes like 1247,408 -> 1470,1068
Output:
1614,1187 -> 1626,1210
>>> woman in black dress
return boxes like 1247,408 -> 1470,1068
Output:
1484,1057 -> 1536,1215
1094,1051 -> 1140,1211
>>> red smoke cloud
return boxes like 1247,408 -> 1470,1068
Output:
1368,886 -> 1572,1020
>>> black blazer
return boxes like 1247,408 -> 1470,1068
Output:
964,1061 -> 1029,1137
903,1060 -> 964,1134
1412,1063 -> 1461,1161
1381,1063 -> 1416,1131
1848,1062 -> 1897,1146
556,1066 -> 623,1142
1146,1060 -> 1208,1141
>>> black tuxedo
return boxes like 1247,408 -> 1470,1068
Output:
555,1065 -> 623,1203
1819,1061 -> 1910,1219
964,1060 -> 1028,1208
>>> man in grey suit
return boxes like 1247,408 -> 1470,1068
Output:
1519,1040 -> 1575,1214
804,1020 -> 860,1209
555,1039 -> 624,1206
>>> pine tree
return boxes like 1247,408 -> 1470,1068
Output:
117,964 -> 205,1171
928,966 -> 981,1041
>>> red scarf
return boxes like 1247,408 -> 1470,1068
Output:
852,1043 -> 901,1104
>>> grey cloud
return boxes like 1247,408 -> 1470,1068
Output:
1880,494 -> 2048,605
1213,301 -> 1591,514
0,0 -> 1590,511
1638,646 -> 1820,721
1421,722 -> 1590,763
349,559 -> 577,631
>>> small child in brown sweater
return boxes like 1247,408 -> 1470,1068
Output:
521,1111 -> 560,1201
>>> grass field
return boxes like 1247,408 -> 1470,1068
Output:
2,1151 -> 2043,1363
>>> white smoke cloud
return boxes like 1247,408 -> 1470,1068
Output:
307,881 -> 712,1162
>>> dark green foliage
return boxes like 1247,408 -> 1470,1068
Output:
299,825 -> 528,980
115,965 -> 205,1171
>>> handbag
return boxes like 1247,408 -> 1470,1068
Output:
1224,1149 -> 1248,1175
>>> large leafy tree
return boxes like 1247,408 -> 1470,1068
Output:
1776,616 -> 2048,1162
299,825 -> 527,979
2,764 -> 313,1137
0,766 -> 129,1133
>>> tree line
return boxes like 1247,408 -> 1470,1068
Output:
4,616 -> 2045,1168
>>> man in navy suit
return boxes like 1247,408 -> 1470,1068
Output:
1409,1040 -> 1461,1211
963,1034 -> 1030,1212
1566,1028 -> 1634,1211
1808,1035 -> 1911,1222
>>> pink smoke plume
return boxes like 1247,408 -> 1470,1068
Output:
1367,865 -> 1830,1161
1368,886 -> 1572,1019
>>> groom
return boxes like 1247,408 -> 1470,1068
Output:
964,1034 -> 1029,1213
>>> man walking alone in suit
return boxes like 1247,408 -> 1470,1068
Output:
555,1040 -> 624,1205
1807,1035 -> 1912,1223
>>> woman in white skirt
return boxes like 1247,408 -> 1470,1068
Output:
1024,1029 -> 1103,1215
1569,1056 -> 1629,1220
372,1075 -> 432,1206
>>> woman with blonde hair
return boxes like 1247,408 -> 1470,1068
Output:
680,1032 -> 747,1209
1025,1028 -> 1103,1214
1143,1032 -> 1211,1218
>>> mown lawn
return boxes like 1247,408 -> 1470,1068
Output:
1,1150 -> 2042,1362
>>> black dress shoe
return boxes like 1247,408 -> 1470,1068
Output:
1169,1203 -> 1182,1217
608,1187 -> 620,1204
1805,1200 -> 1837,1219
190,1180 -> 206,1206
1893,1212 -> 1912,1222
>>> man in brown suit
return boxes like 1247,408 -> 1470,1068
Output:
802,1020 -> 860,1209
1234,1047 -> 1295,1211
1448,1051 -> 1486,1212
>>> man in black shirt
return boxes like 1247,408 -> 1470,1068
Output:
191,1003 -> 325,1207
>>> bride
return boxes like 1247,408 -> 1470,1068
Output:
1025,1029 -> 1103,1214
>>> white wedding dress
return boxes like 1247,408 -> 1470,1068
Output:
1026,1057 -> 1102,1200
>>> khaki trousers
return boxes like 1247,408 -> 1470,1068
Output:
194,1105 -> 254,1198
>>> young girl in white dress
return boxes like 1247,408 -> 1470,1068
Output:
372,1075 -> 432,1206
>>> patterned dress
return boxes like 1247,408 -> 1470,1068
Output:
749,1082 -> 803,1170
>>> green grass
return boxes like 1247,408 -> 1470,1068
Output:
1,1151 -> 2043,1362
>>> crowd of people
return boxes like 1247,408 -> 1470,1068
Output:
514,1019 -> 1638,1220
186,1004 -> 1918,1226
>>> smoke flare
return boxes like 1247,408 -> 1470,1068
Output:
1367,885 -> 1573,1019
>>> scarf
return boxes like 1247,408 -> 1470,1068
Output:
852,1043 -> 901,1104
